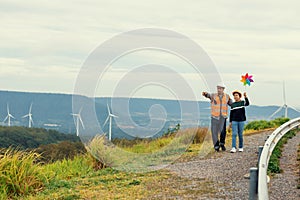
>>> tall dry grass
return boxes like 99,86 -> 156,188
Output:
0,148 -> 46,199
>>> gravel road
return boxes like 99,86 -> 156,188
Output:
165,130 -> 300,199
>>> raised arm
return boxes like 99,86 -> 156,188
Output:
244,92 -> 250,106
227,96 -> 233,106
202,92 -> 212,100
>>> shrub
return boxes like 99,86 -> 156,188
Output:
36,141 -> 86,163
245,117 -> 290,130
0,126 -> 80,149
192,127 -> 209,144
86,135 -> 115,169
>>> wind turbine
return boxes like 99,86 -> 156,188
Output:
269,81 -> 300,119
103,104 -> 118,141
3,103 -> 15,127
22,103 -> 34,128
71,108 -> 84,136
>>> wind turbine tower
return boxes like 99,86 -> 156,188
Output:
269,81 -> 289,119
71,108 -> 85,136
22,103 -> 34,128
3,103 -> 15,127
103,104 -> 118,141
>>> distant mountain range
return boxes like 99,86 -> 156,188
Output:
0,90 -> 299,139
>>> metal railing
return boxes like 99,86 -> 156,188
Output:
249,117 -> 300,200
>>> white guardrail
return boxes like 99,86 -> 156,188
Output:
258,117 -> 300,199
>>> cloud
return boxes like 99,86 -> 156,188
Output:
0,0 -> 299,106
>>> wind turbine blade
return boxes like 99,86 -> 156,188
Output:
7,103 -> 9,114
288,106 -> 300,114
103,116 -> 110,126
78,116 -> 85,129
22,114 -> 29,118
3,116 -> 8,122
29,103 -> 33,113
283,81 -> 286,105
111,114 -> 118,118
79,107 -> 83,114
269,106 -> 283,119
9,114 -> 15,119
107,104 -> 111,115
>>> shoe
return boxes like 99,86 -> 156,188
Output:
221,145 -> 226,151
214,146 -> 220,152
230,148 -> 236,153
238,148 -> 243,152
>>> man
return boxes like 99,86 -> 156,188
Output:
202,83 -> 232,152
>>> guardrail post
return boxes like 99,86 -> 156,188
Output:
249,167 -> 258,200
258,146 -> 263,164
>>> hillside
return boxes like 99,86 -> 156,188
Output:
0,90 -> 299,139
0,126 -> 80,149
0,118 -> 298,199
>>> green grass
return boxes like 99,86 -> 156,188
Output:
83,128 -> 210,173
0,127 -> 214,199
16,157 -> 216,200
42,155 -> 94,180
245,117 -> 289,131
268,129 -> 297,174
0,126 -> 274,199
114,127 -> 208,154
122,136 -> 174,153
25,168 -> 216,200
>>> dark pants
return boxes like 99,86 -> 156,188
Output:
211,117 -> 227,147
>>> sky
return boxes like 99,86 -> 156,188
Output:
0,0 -> 300,108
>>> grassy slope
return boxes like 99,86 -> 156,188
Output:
26,128 -> 266,199
24,155 -> 215,200
1,121 -> 287,199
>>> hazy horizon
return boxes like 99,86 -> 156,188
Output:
0,89 -> 298,109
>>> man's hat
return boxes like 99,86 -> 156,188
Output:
232,90 -> 242,97
217,82 -> 226,88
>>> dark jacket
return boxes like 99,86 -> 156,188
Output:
229,98 -> 250,122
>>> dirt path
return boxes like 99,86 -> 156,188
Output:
165,130 -> 300,199
167,131 -> 271,199
269,132 -> 300,200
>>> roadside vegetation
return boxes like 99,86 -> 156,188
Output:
244,117 -> 298,175
297,143 -> 300,189
267,129 -> 297,174
244,117 -> 289,131
0,118 -> 292,199
0,148 -> 216,199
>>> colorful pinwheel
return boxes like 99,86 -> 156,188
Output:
240,73 -> 254,86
